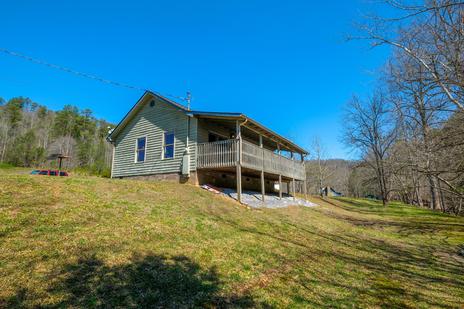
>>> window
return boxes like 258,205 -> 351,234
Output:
135,137 -> 146,162
163,131 -> 174,159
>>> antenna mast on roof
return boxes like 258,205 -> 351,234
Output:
186,91 -> 191,110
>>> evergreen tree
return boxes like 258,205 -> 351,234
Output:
0,96 -> 114,176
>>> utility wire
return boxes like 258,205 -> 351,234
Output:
0,47 -> 189,105
0,47 -> 149,91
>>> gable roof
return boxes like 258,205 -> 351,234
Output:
107,91 -> 188,142
108,91 -> 308,155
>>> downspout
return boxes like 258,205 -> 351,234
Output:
240,116 -> 249,128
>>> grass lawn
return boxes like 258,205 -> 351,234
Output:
1,169 -> 463,308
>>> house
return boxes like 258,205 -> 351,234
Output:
107,91 -> 308,203
322,186 -> 343,197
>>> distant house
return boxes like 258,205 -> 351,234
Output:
322,186 -> 343,197
107,91 -> 308,203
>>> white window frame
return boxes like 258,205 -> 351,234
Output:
162,130 -> 175,160
134,136 -> 147,163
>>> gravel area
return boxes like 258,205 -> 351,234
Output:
221,188 -> 318,209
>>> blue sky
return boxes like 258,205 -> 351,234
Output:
0,0 -> 390,159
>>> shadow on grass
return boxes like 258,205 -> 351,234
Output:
332,197 -> 459,219
324,198 -> 464,236
209,210 -> 464,308
3,254 -> 258,308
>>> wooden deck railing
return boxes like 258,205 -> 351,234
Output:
197,139 -> 238,168
197,139 -> 306,180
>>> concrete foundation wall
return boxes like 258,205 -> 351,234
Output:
120,171 -> 198,185
118,169 -> 296,194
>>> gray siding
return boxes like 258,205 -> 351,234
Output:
112,96 -> 197,178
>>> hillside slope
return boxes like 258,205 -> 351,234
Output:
1,169 -> 463,308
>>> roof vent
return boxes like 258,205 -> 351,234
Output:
150,100 -> 155,107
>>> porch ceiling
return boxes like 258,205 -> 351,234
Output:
191,112 -> 308,155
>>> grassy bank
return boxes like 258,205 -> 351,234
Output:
0,170 -> 463,308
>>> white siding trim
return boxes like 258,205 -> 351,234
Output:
111,143 -> 115,178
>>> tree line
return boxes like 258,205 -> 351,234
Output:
0,96 -> 113,176
342,0 -> 464,214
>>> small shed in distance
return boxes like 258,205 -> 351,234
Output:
322,186 -> 343,197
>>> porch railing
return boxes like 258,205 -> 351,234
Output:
197,139 -> 238,168
197,139 -> 305,180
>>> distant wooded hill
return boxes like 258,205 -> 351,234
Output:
0,96 -> 113,176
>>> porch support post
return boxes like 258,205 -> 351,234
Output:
302,153 -> 307,199
278,143 -> 282,200
291,151 -> 295,201
236,120 -> 242,203
259,135 -> 265,203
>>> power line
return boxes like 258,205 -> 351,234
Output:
0,47 -> 190,105
0,47 -> 149,91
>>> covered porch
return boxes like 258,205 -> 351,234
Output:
192,112 -> 308,203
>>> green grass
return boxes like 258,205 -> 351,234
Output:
0,162 -> 14,169
1,170 -> 463,308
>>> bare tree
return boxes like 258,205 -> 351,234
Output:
310,137 -> 332,196
387,47 -> 453,209
352,0 -> 464,112
0,96 -> 114,175
343,92 -> 398,206
343,0 -> 464,214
